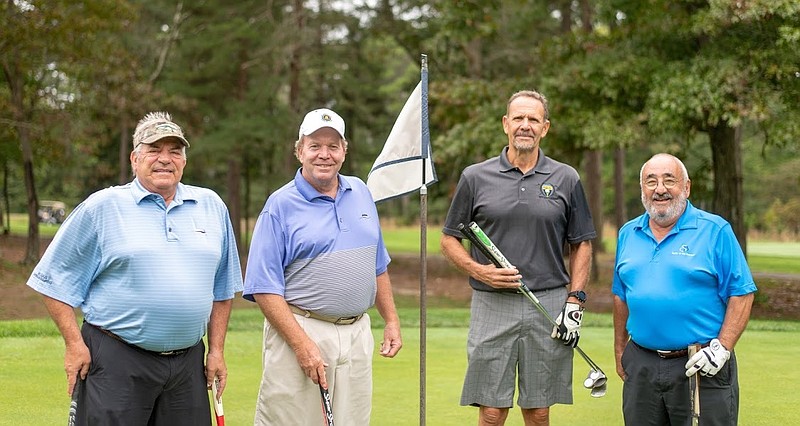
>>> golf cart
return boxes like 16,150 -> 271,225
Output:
38,200 -> 67,224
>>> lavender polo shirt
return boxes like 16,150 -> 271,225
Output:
243,170 -> 390,318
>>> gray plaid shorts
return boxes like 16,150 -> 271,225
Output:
460,286 -> 573,408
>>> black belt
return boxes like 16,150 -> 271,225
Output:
288,305 -> 364,325
86,322 -> 192,356
631,340 -> 709,360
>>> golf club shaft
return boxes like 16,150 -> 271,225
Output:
688,344 -> 700,425
320,384 -> 335,426
460,222 -> 605,374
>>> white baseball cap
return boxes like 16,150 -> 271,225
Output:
298,108 -> 345,139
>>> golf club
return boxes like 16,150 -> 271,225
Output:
210,378 -> 225,426
590,382 -> 607,398
688,344 -> 700,425
320,384 -> 335,426
67,376 -> 84,426
458,222 -> 608,396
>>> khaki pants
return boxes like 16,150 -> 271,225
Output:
255,313 -> 373,426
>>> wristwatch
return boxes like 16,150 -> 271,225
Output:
568,290 -> 587,303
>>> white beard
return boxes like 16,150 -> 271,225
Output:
642,191 -> 688,226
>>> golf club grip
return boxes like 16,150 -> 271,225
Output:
320,385 -> 335,426
211,379 -> 225,426
466,222 -> 515,269
67,377 -> 83,426
458,223 -> 504,268
461,222 -> 541,299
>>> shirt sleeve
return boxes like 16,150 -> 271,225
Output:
243,210 -> 289,301
213,202 -> 244,301
611,229 -> 628,300
26,202 -> 101,307
566,179 -> 597,244
714,223 -> 757,299
441,171 -> 475,238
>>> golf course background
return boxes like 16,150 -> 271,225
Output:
1,311 -> 798,425
1,223 -> 798,424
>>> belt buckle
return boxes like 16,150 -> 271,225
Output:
159,350 -> 176,356
334,316 -> 356,325
656,350 -> 671,359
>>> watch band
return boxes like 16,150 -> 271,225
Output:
568,290 -> 587,303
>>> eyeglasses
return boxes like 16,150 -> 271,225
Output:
643,178 -> 680,190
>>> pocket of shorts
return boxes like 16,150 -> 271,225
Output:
620,342 -> 631,382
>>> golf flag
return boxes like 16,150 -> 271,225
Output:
367,80 -> 437,202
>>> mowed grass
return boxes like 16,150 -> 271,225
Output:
1,309 -> 799,425
3,219 -> 799,423
748,241 -> 800,275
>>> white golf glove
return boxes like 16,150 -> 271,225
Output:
685,339 -> 730,377
551,302 -> 583,348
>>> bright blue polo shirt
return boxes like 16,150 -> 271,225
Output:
612,201 -> 756,350
27,178 -> 243,352
243,170 -> 390,318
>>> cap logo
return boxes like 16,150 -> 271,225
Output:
133,111 -> 189,148
155,123 -> 181,133
298,108 -> 345,139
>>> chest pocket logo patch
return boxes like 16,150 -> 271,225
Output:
672,244 -> 696,257
540,183 -> 555,198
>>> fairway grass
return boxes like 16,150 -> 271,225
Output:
1,311 -> 798,425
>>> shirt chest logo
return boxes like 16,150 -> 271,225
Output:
672,244 -> 696,257
540,183 -> 555,198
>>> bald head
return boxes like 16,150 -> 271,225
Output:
640,153 -> 691,228
640,153 -> 689,184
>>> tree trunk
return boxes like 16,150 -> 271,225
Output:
464,38 -> 482,78
709,122 -> 747,254
243,152 -> 251,252
584,149 -> 604,251
583,150 -> 603,281
22,153 -> 39,264
286,0 -> 304,175
577,0 -> 602,282
3,59 -> 40,264
614,147 -> 627,230
2,160 -> 8,234
118,118 -> 130,184
227,155 -> 243,257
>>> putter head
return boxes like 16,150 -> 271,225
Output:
583,369 -> 607,389
590,382 -> 607,398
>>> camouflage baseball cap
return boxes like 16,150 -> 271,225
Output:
132,111 -> 190,148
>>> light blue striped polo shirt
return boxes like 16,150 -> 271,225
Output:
243,169 -> 390,318
27,178 -> 243,352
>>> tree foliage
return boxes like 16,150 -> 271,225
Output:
2,0 -> 799,258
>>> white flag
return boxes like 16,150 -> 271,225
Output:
367,82 -> 437,202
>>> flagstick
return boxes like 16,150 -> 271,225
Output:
419,183 -> 428,426
418,53 -> 429,426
